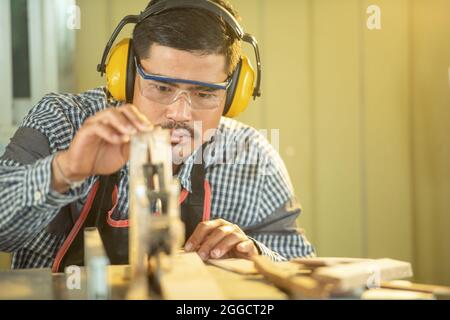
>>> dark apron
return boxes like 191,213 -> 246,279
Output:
51,162 -> 210,273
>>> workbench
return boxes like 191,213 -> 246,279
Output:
0,263 -> 287,300
1,254 -> 448,300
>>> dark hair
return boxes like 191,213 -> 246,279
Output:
133,0 -> 242,76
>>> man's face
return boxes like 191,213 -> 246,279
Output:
133,44 -> 228,163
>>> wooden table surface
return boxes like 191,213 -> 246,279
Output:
0,264 -> 287,300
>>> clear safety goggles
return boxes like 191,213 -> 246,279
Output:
136,59 -> 231,110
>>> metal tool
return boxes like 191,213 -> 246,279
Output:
127,128 -> 184,299
84,227 -> 110,300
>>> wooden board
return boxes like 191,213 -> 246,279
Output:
0,269 -> 53,300
362,288 -> 433,300
381,280 -> 450,294
252,256 -> 331,299
207,258 -> 259,275
292,257 -> 371,267
159,252 -> 225,300
206,265 -> 287,300
312,258 -> 413,293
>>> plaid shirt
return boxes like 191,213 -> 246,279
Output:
0,87 -> 315,269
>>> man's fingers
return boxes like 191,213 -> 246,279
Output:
103,109 -> 138,135
120,141 -> 131,160
85,122 -> 128,145
197,225 -> 237,260
184,219 -> 257,261
120,104 -> 153,132
210,234 -> 246,260
87,109 -> 131,135
185,219 -> 227,252
88,105 -> 152,137
236,240 -> 256,253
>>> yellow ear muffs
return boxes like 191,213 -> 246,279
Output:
223,55 -> 256,118
106,38 -> 256,111
105,38 -> 136,102
99,1 -> 262,107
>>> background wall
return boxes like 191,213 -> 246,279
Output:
237,0 -> 450,286
1,0 -> 449,286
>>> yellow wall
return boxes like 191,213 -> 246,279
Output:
75,0 -> 149,92
2,0 -> 448,286
74,0 -> 450,286
233,0 -> 450,286
411,0 -> 450,286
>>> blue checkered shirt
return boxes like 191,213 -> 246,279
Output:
0,87 -> 315,269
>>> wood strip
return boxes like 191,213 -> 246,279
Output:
206,265 -> 288,300
159,252 -> 225,300
362,288 -> 434,300
381,280 -> 450,294
252,256 -> 332,299
207,258 -> 259,275
292,257 -> 371,267
312,258 -> 413,293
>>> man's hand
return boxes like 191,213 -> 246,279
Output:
184,219 -> 259,261
52,104 -> 152,193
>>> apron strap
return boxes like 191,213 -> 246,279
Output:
52,174 -> 119,272
180,156 -> 211,241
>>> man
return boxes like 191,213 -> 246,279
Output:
0,0 -> 314,270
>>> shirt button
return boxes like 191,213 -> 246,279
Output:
34,191 -> 42,203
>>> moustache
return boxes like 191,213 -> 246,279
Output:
159,120 -> 195,137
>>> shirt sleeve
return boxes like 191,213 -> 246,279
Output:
245,139 -> 316,262
0,99 -> 90,252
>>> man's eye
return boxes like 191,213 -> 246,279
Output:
196,92 -> 216,99
155,85 -> 173,93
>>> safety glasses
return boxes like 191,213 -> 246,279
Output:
135,59 -> 231,110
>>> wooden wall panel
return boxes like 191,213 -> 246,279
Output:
311,0 -> 364,257
362,0 -> 413,262
411,0 -> 450,285
258,0 -> 315,242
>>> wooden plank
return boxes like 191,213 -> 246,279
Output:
362,288 -> 434,300
380,280 -> 450,294
253,256 -> 331,299
206,265 -> 287,300
0,269 -> 53,300
159,253 -> 225,300
292,257 -> 371,267
207,258 -> 259,275
312,258 -> 413,293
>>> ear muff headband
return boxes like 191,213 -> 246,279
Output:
125,39 -> 136,102
98,0 -> 262,117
